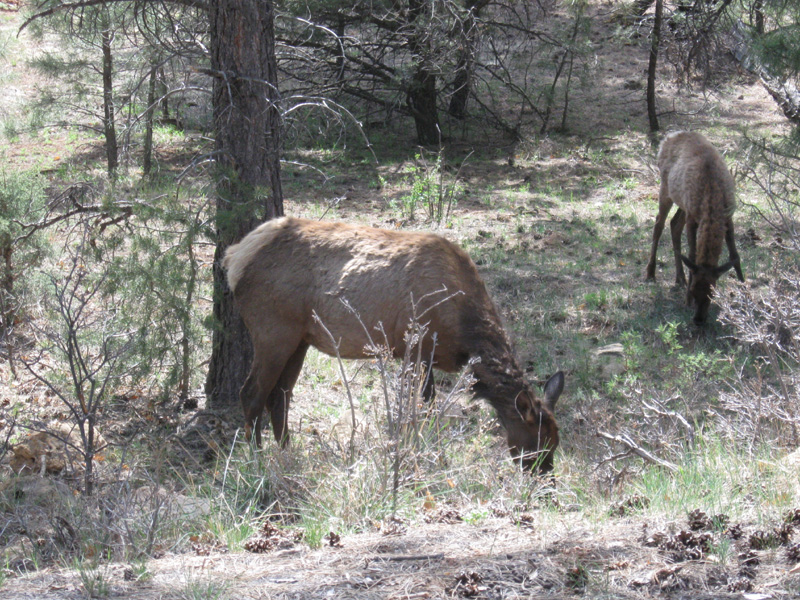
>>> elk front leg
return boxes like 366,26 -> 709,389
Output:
725,221 -> 745,282
669,208 -> 687,286
646,194 -> 674,281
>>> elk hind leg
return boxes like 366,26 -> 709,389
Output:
266,342 -> 309,447
241,333 -> 304,448
421,364 -> 436,403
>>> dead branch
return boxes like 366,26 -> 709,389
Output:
596,430 -> 679,472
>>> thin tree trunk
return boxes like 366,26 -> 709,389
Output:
406,0 -> 440,145
753,0 -> 764,34
158,68 -> 170,122
448,0 -> 487,120
647,0 -> 663,132
1,244 -> 16,377
179,231 -> 197,404
101,16 -> 118,174
143,63 -> 157,176
334,13 -> 346,81
541,7 -> 582,135
205,0 -> 284,413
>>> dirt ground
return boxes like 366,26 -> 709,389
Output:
4,504 -> 800,599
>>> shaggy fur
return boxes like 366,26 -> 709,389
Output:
223,217 -> 564,473
645,131 -> 745,324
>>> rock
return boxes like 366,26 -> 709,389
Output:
593,343 -> 626,378
0,474 -> 73,507
9,423 -> 106,475
131,485 -> 212,520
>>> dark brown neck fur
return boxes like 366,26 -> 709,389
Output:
462,309 -> 539,425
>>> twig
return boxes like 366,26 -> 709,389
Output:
372,553 -> 445,562
312,310 -> 359,461
642,399 -> 696,446
597,430 -> 679,472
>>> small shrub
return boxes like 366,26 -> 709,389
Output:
394,149 -> 465,225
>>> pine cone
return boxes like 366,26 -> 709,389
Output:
644,530 -> 667,547
738,549 -> 759,580
786,543 -> 800,563
727,577 -> 753,592
244,535 -> 273,553
726,523 -> 743,539
738,549 -> 759,566
711,513 -> 730,529
775,522 -> 794,545
687,509 -> 711,531
749,530 -> 777,550
784,508 -> 800,524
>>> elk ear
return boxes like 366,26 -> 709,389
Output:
542,371 -> 564,412
714,262 -> 734,278
681,255 -> 698,272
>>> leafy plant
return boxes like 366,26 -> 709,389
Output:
21,228 -> 134,495
0,169 -> 49,366
395,149 -> 465,225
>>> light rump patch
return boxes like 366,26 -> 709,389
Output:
222,219 -> 287,292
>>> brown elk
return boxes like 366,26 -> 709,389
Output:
645,131 -> 745,324
223,217 -> 564,473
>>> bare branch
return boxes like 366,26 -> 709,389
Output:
597,430 -> 680,472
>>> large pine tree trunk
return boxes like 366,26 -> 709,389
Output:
205,0 -> 284,413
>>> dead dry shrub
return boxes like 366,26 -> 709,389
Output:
314,290 -> 478,515
715,272 -> 800,447
581,382 -> 695,486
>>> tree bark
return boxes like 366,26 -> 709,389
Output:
205,0 -> 284,413
101,11 -> 118,175
447,0 -> 487,120
646,0 -> 663,132
143,63 -> 157,176
406,0 -> 440,145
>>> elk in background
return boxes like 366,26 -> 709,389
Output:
645,131 -> 745,324
223,217 -> 564,474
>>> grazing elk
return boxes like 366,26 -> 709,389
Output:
223,217 -> 565,473
645,131 -> 745,324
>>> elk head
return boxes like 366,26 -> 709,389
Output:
681,256 -> 734,325
506,371 -> 564,474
